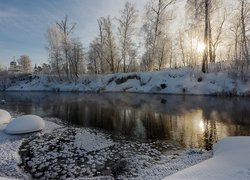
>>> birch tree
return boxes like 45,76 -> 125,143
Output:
142,0 -> 176,71
56,16 -> 76,79
46,25 -> 63,79
117,2 -> 138,72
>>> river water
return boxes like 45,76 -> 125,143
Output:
1,92 -> 250,150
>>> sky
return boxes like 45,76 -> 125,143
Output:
0,0 -> 151,68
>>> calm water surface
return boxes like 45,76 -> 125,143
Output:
1,92 -> 250,150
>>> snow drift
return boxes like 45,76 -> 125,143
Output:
3,67 -> 250,96
166,136 -> 250,180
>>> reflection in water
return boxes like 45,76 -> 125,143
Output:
1,92 -> 250,149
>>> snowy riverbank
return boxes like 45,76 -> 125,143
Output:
2,67 -> 250,96
0,111 -> 212,179
1,110 -> 250,179
166,136 -> 250,180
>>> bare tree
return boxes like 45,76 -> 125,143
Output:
117,2 -> 138,73
142,0 -> 175,71
186,0 -> 224,72
210,12 -> 225,62
88,38 -> 100,74
227,0 -> 250,78
56,16 -> 77,79
46,25 -> 63,80
41,63 -> 51,74
97,18 -> 106,73
102,16 -> 118,73
70,38 -> 85,79
46,16 -> 86,81
230,14 -> 241,62
239,0 -> 249,67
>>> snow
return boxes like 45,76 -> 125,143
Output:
0,123 -> 27,179
0,110 -> 212,179
0,114 -> 62,179
74,130 -> 115,152
5,115 -> 45,135
18,128 -> 211,179
3,67 -> 250,96
0,109 -> 11,125
166,136 -> 250,180
1,109 -> 250,179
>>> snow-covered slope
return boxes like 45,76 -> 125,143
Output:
166,136 -> 250,180
4,67 -> 250,96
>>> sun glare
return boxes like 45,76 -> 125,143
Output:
197,42 -> 206,53
199,121 -> 205,132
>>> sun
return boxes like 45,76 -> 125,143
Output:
197,42 -> 206,53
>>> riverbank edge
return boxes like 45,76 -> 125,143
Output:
1,68 -> 250,96
166,136 -> 250,180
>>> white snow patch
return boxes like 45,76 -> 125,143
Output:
74,130 -> 115,152
0,109 -> 11,125
5,115 -> 45,135
5,67 -> 250,96
42,117 -> 63,134
0,124 -> 27,179
0,115 -> 62,179
166,136 -> 250,180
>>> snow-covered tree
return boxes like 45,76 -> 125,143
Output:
46,16 -> 85,80
117,2 -> 138,73
18,55 -> 32,73
46,24 -> 64,79
141,0 -> 176,71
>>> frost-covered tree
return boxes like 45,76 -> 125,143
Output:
117,2 -> 138,72
92,16 -> 119,73
227,0 -> 250,78
47,16 -> 85,80
185,0 -> 225,72
239,0 -> 249,67
87,38 -> 101,74
18,55 -> 32,73
69,38 -> 85,78
56,16 -> 77,79
103,16 -> 119,73
46,25 -> 63,79
141,0 -> 176,71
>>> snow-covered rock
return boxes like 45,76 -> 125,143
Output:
166,136 -> 250,180
0,109 -> 11,125
5,115 -> 45,134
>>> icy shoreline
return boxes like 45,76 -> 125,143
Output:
0,112 -> 212,179
2,67 -> 250,96
166,137 -> 250,180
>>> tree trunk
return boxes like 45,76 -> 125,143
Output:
241,0 -> 249,67
202,0 -> 209,73
208,19 -> 214,62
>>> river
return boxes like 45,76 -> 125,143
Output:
1,92 -> 250,150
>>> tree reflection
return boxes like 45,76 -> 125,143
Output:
2,92 -> 250,149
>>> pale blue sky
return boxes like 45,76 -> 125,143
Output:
0,0 -> 148,67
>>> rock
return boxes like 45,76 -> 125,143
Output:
1,100 -> 6,105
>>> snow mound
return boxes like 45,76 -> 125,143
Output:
0,109 -> 11,125
5,115 -> 45,135
166,136 -> 250,180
